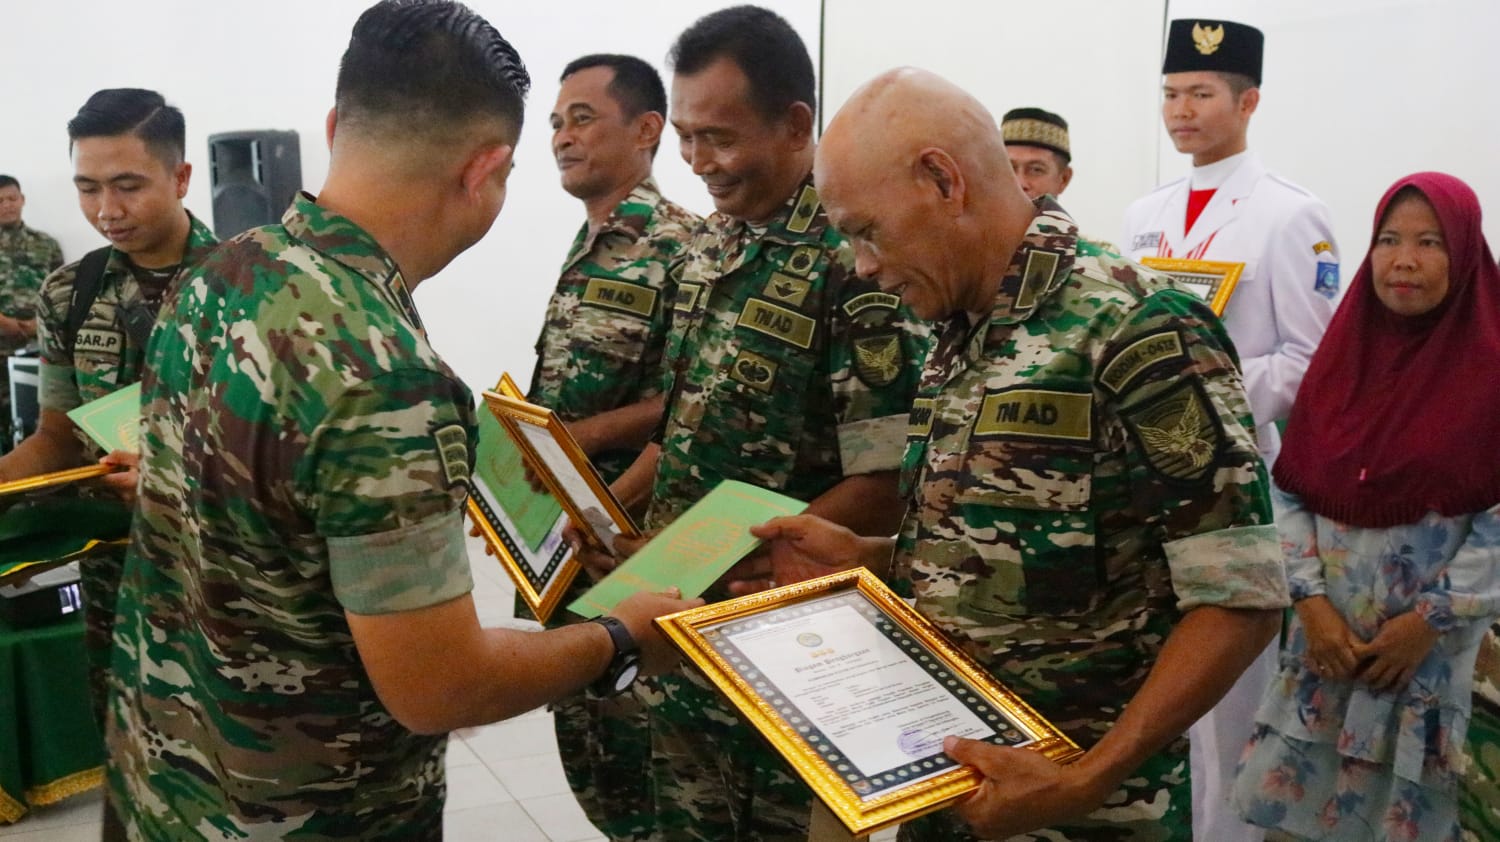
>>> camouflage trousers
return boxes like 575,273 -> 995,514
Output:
638,666 -> 813,841
1460,696 -> 1500,842
80,546 -> 125,728
897,751 -> 1191,842
554,688 -> 657,841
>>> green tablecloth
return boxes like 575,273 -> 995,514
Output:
0,612 -> 103,823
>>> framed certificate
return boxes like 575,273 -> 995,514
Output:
465,375 -> 577,622
656,568 -> 1082,836
482,384 -> 639,556
1140,257 -> 1245,316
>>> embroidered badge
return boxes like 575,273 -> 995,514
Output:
908,397 -> 935,438
1131,232 -> 1163,252
1122,380 -> 1222,482
852,332 -> 903,387
786,186 -> 820,234
432,424 -> 470,488
972,388 -> 1092,442
842,291 -> 902,320
1314,262 -> 1340,299
762,272 -> 812,308
582,278 -> 657,318
1193,22 -> 1225,55
728,349 -> 779,393
673,282 -> 704,313
1099,331 -> 1187,394
1312,240 -> 1333,255
387,271 -> 424,331
1015,250 -> 1061,311
783,245 -> 821,277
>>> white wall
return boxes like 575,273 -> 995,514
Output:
3,0 -> 821,395
825,0 -> 1500,269
823,0 -> 1166,241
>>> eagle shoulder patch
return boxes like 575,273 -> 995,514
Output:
1121,380 -> 1222,482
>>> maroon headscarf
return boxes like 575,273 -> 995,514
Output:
1273,172 -> 1500,527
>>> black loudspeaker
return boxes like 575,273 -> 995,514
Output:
208,130 -> 303,240
8,352 -> 39,449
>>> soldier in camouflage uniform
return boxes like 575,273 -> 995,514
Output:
593,9 -> 927,841
104,5 -> 694,838
0,92 -> 217,739
532,54 -> 700,841
753,69 -> 1288,842
0,175 -> 63,447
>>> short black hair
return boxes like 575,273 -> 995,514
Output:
0,175 -> 18,192
336,0 -> 530,142
669,5 -> 814,122
1217,71 -> 1258,98
561,54 -> 667,120
66,89 -> 186,167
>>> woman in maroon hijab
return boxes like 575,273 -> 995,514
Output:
1230,172 -> 1500,841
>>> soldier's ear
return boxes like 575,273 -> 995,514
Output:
325,108 -> 338,151
461,143 -> 514,199
635,111 -> 665,154
783,101 -> 815,151
916,148 -> 964,213
173,162 -> 192,200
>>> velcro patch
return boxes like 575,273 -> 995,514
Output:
908,397 -> 935,438
433,424 -> 470,488
1121,380 -> 1221,483
582,277 -> 657,318
1099,331 -> 1186,394
852,332 -> 903,387
973,388 -> 1092,442
762,272 -> 812,308
783,245 -> 821,277
1314,262 -> 1339,299
728,349 -> 779,392
673,282 -> 704,313
74,328 -> 123,355
737,299 -> 816,348
842,291 -> 901,318
1131,231 -> 1163,252
786,185 -> 820,234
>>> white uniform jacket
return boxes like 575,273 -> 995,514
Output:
1122,153 -> 1340,465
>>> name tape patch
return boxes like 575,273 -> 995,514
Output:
1100,331 -> 1186,394
737,299 -> 816,349
973,388 -> 1092,442
582,278 -> 657,318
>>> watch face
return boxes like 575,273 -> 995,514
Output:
613,658 -> 641,693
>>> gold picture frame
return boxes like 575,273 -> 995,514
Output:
1140,257 -> 1245,316
464,374 -> 579,623
656,568 -> 1082,837
482,382 -> 639,556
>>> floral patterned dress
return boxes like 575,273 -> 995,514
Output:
1232,489 -> 1500,841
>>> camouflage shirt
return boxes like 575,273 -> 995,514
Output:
35,212 -> 217,424
529,177 -> 699,481
0,221 -> 62,353
891,199 -> 1287,837
106,193 -> 475,840
647,177 -> 926,527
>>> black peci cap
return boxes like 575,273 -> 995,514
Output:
1163,19 -> 1264,86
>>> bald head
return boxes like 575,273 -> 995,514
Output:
814,68 -> 1035,321
818,68 -> 1009,195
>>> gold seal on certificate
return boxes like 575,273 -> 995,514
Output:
1140,257 -> 1245,316
656,568 -> 1082,836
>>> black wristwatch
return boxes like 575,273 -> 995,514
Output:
589,616 -> 642,696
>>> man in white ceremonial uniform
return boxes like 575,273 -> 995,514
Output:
1122,18 -> 1340,842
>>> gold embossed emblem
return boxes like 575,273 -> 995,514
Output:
1193,22 -> 1225,55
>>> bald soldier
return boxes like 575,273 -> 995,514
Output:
748,68 -> 1288,841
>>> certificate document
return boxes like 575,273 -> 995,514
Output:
705,590 -> 1031,800
655,568 -> 1080,835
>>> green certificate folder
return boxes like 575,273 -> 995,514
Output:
567,480 -> 807,618
66,382 -> 141,453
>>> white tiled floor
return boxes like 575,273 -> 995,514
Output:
1,534 -> 897,840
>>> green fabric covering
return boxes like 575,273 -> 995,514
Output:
0,612 -> 103,823
1461,697 -> 1500,842
0,496 -> 130,582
